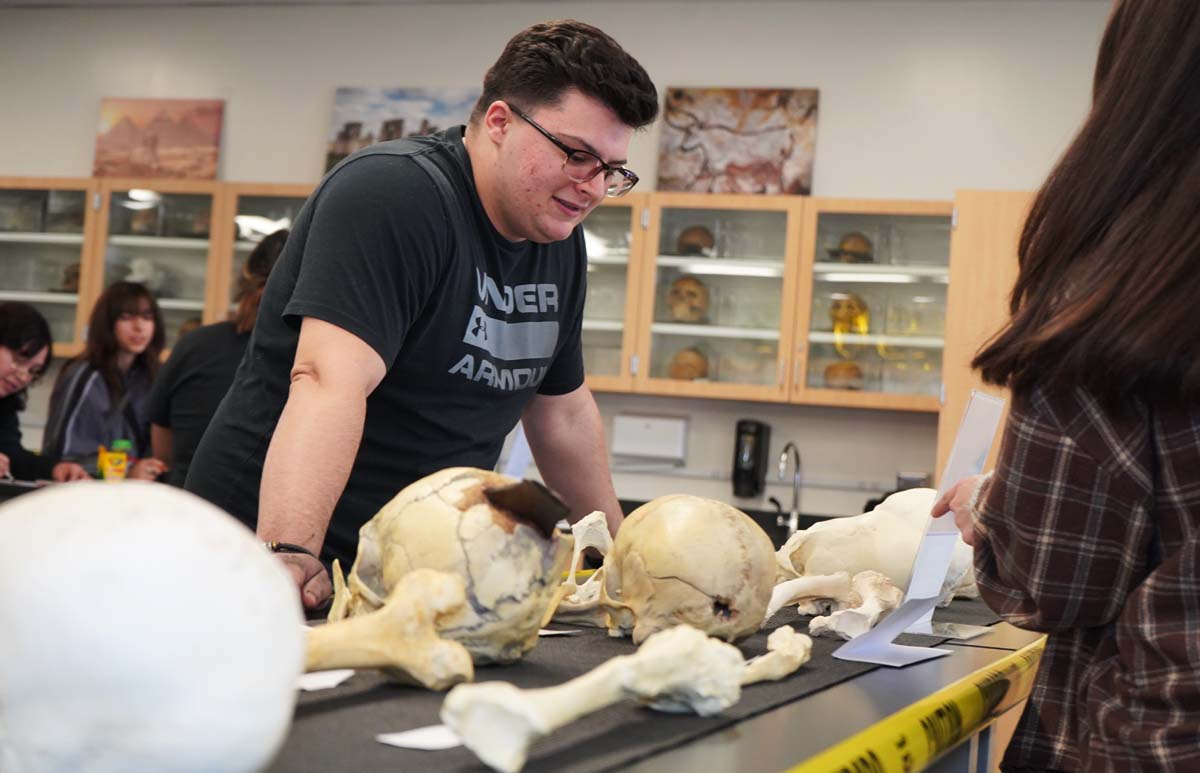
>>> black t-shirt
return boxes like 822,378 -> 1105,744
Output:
146,320 -> 249,487
185,127 -> 587,567
0,395 -> 57,481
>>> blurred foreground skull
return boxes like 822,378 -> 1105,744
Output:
601,495 -> 776,644
0,482 -> 303,773
331,467 -> 572,664
776,487 -> 978,606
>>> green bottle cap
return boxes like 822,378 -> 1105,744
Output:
111,439 -> 133,452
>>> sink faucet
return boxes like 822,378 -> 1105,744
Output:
776,441 -> 802,538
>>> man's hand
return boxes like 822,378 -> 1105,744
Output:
51,461 -> 90,482
931,474 -> 987,546
277,552 -> 333,610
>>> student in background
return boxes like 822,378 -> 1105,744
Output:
934,0 -> 1200,768
148,230 -> 289,487
0,302 -> 89,482
43,281 -> 168,480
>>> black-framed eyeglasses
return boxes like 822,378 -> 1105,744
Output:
510,105 -> 639,197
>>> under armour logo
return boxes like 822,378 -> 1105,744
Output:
472,314 -> 487,341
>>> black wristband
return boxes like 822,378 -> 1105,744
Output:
264,541 -> 319,561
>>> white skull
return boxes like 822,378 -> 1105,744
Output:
0,482 -> 303,773
601,495 -> 776,644
776,487 -> 978,606
332,467 -> 572,664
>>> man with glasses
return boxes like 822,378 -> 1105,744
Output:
186,19 -> 658,609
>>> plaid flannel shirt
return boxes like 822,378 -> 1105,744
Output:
971,385 -> 1200,772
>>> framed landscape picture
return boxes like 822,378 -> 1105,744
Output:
93,98 -> 224,179
657,87 -> 819,195
325,87 -> 479,171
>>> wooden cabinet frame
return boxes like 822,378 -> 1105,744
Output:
631,191 -> 803,402
6,177 -> 1025,469
790,197 -> 953,413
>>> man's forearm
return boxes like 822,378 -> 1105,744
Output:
258,377 -> 367,554
524,387 -> 624,536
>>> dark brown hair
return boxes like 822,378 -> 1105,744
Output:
470,20 -> 658,130
973,0 -> 1200,409
0,301 -> 52,412
69,281 -> 165,400
233,228 -> 288,334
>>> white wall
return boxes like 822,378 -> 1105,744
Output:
2,0 -> 1111,513
0,1 -> 1108,196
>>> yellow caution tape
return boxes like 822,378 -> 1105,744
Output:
785,636 -> 1045,773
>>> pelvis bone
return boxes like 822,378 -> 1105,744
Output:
329,468 -> 573,664
775,488 -> 978,607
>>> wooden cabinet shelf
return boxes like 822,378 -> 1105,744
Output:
3,177 -> 1024,477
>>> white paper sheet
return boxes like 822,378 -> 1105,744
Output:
296,669 -> 355,691
833,390 -> 1005,666
538,628 -> 580,636
376,725 -> 462,751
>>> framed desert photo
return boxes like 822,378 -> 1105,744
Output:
658,87 -> 819,195
93,98 -> 224,179
325,87 -> 480,172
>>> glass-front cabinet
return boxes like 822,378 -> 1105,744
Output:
634,193 -> 802,401
580,195 -> 645,392
792,199 -> 953,411
94,179 -> 220,349
0,179 -> 97,355
215,184 -> 312,315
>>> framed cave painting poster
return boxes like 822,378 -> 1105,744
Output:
94,97 -> 224,180
657,87 -> 818,195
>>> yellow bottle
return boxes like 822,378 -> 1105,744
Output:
98,439 -> 131,481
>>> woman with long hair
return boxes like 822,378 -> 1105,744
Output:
43,281 -> 169,480
0,302 -> 89,482
934,0 -> 1200,769
148,229 -> 289,487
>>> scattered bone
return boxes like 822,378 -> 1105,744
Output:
741,626 -> 813,685
809,570 -> 905,640
542,511 -> 614,629
330,468 -> 572,664
441,625 -> 745,773
775,488 -> 977,607
764,571 -> 857,620
600,495 -> 777,643
306,569 -> 474,690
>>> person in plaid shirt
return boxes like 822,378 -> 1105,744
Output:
934,1 -> 1200,770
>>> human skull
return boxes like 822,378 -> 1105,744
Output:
668,346 -> 709,380
601,495 -> 776,644
0,482 -> 303,773
666,275 -> 710,322
829,292 -> 869,332
829,231 -> 874,263
332,467 -> 572,664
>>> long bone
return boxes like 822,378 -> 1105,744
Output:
441,625 -> 745,773
306,568 -> 474,690
809,570 -> 904,640
764,571 -> 858,620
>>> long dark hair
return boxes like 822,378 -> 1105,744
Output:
973,0 -> 1200,410
65,281 -> 165,400
0,302 -> 53,413
232,228 -> 288,334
